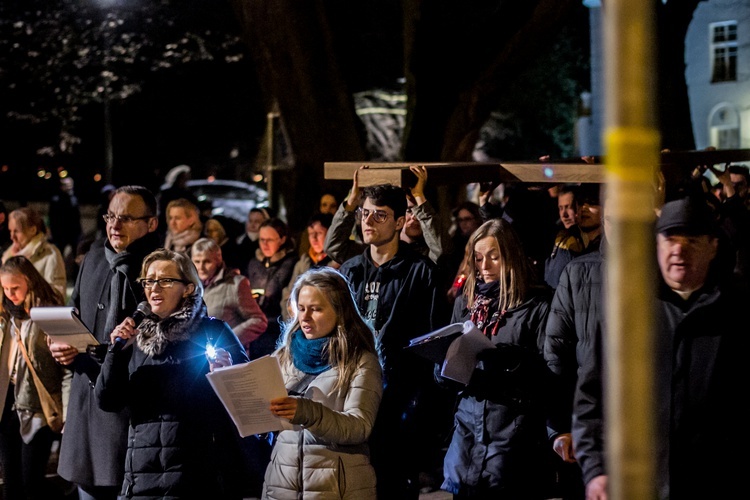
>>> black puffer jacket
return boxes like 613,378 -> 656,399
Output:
441,288 -> 553,498
95,295 -> 248,499
543,250 -> 605,485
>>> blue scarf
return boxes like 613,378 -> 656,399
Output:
290,329 -> 332,374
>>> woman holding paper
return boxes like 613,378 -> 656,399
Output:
0,256 -> 68,499
440,218 -> 554,499
263,267 -> 382,500
94,249 -> 249,499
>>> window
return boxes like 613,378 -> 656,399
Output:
709,104 -> 740,150
711,21 -> 737,83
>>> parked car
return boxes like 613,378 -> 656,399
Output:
186,179 -> 269,224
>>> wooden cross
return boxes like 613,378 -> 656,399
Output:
324,149 -> 750,187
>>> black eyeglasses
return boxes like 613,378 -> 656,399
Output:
356,207 -> 390,224
103,213 -> 153,225
137,278 -> 188,289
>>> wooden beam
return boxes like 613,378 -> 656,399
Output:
324,149 -> 750,187
501,163 -> 603,183
660,148 -> 750,166
324,161 -> 603,187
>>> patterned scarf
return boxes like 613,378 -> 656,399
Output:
469,280 -> 504,337
290,329 -> 331,374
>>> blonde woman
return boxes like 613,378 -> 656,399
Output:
2,207 -> 66,298
163,198 -> 202,256
263,267 -> 382,499
441,218 -> 554,499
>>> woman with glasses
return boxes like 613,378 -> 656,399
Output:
1,207 -> 66,298
0,256 -> 68,500
246,218 -> 298,360
94,248 -> 249,499
440,218 -> 555,499
263,267 -> 382,499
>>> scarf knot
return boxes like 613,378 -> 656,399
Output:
470,280 -> 504,336
290,329 -> 331,374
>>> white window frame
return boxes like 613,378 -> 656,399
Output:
710,21 -> 738,83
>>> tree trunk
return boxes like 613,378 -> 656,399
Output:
229,0 -> 367,230
402,0 -> 579,162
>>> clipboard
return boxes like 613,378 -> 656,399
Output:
29,306 -> 99,352
404,322 -> 465,364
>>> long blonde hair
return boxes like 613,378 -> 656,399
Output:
463,218 -> 531,312
279,267 -> 377,393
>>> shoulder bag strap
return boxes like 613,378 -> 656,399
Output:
15,333 -> 59,413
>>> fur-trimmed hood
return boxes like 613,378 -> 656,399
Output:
136,293 -> 206,357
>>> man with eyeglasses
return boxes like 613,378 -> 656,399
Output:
325,166 -> 448,268
49,185 -> 160,500
330,170 -> 445,499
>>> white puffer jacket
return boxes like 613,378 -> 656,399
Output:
262,350 -> 383,500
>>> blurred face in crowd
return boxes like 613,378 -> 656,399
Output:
204,219 -> 225,245
8,218 -> 37,252
456,209 -> 480,237
402,200 -> 423,240
107,193 -> 156,253
558,192 -> 578,229
657,231 -> 717,293
259,226 -> 285,258
143,260 -> 194,319
473,236 -> 503,284
296,285 -> 337,340
246,211 -> 266,235
730,172 -> 749,199
319,194 -> 337,215
360,198 -> 403,248
578,200 -> 602,232
307,222 -> 328,256
1,271 -> 28,306
168,206 -> 197,234
191,250 -> 221,283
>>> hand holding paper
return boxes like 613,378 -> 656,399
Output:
406,320 -> 494,385
206,355 -> 293,437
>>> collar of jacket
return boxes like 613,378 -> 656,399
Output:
255,247 -> 293,267
136,293 -> 206,357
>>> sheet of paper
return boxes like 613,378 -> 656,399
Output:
440,321 -> 495,385
29,307 -> 99,352
206,355 -> 292,437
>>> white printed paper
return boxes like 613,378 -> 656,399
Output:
206,355 -> 292,437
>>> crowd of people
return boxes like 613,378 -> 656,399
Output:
0,159 -> 748,500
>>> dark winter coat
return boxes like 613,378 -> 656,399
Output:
246,247 -> 298,358
57,232 -> 160,488
543,250 -> 605,485
653,278 -> 750,499
441,289 -> 553,498
95,295 -> 248,499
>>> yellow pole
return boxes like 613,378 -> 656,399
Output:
603,0 -> 659,499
